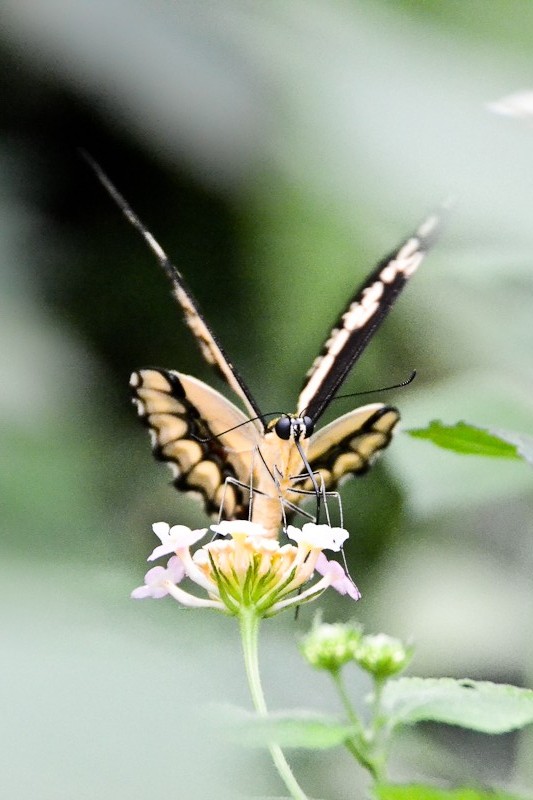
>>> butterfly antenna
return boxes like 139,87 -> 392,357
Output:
321,369 -> 417,405
192,412 -> 284,443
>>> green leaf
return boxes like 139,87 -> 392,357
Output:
375,784 -> 529,800
407,421 -> 521,459
234,710 -> 359,749
382,677 -> 533,733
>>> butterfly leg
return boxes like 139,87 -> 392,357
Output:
271,463 -> 320,529
288,472 -> 344,528
216,475 -> 270,525
304,481 -> 359,596
294,475 -> 358,594
288,485 -> 343,527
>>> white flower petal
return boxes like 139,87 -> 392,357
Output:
147,523 -> 208,560
169,525 -> 208,548
131,565 -> 171,599
286,523 -> 349,551
329,526 -> 349,550
210,520 -> 267,538
147,542 -> 175,561
152,521 -> 170,539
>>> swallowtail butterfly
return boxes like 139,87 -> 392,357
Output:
88,156 -> 443,535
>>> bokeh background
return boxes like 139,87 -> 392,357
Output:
2,2 -> 533,798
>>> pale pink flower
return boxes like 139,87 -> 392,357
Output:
131,556 -> 186,599
315,553 -> 361,600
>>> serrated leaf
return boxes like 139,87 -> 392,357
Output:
382,677 -> 533,733
407,421 -> 520,459
234,710 -> 358,749
374,784 -> 529,800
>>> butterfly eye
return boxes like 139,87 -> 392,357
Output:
274,416 -> 292,440
302,416 -> 314,438
274,415 -> 314,441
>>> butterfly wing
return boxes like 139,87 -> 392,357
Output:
301,403 -> 400,492
84,153 -> 264,427
167,275 -> 264,426
297,210 -> 445,423
131,368 -> 263,519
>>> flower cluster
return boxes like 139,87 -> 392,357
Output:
132,520 -> 360,617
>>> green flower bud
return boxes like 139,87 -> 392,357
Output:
354,633 -> 413,679
301,621 -> 362,672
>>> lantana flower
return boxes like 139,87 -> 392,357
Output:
131,520 -> 360,617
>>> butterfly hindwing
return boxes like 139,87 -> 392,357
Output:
301,403 -> 401,492
131,368 -> 262,519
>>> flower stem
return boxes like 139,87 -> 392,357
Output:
331,670 -> 382,780
367,677 -> 388,783
239,607 -> 309,800
332,669 -> 362,731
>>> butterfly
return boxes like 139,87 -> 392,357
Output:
86,154 -> 444,535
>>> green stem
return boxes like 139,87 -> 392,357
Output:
332,669 -> 363,731
239,607 -> 309,800
331,670 -> 382,781
366,677 -> 388,784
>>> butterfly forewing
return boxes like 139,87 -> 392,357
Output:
131,368 -> 262,519
298,211 -> 443,424
83,152 -> 265,426
170,281 -> 265,425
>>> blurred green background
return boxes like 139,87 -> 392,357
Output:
2,2 -> 533,797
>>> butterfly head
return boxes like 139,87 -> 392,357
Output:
271,414 -> 315,442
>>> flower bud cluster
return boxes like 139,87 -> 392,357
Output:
301,623 -> 412,678
301,622 -> 362,672
354,633 -> 413,679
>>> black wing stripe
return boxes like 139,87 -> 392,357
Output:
297,210 -> 445,423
